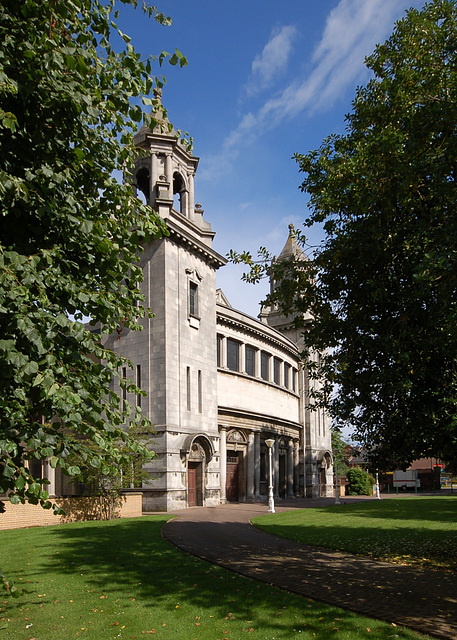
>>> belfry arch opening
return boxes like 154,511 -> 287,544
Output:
135,167 -> 150,205
173,171 -> 185,214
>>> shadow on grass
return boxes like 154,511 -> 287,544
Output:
162,513 -> 457,639
3,515 -> 427,640
251,497 -> 457,570
252,499 -> 457,573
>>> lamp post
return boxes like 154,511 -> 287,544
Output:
265,438 -> 275,513
375,471 -> 381,499
333,450 -> 341,505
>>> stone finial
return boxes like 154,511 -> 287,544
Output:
153,87 -> 163,103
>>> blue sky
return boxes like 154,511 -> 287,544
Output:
118,0 -> 426,317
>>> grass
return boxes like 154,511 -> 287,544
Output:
0,515 -> 429,640
252,496 -> 457,572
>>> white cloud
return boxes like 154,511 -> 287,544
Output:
202,0 -> 417,181
248,25 -> 299,96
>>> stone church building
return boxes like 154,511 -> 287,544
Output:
103,108 -> 334,512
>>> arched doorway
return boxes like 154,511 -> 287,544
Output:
226,429 -> 247,502
318,451 -> 332,497
187,441 -> 206,507
182,433 -> 215,508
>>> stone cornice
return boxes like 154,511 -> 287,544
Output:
167,217 -> 227,269
218,406 -> 302,435
216,306 -> 299,358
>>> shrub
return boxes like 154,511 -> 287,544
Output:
346,467 -> 375,495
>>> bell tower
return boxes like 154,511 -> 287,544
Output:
259,224 -> 333,498
106,93 -> 226,511
131,88 -> 215,246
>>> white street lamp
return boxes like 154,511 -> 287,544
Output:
265,438 -> 275,513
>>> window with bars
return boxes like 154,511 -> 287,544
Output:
227,339 -> 240,372
284,363 -> 291,389
189,281 -> 199,317
274,358 -> 281,385
261,351 -> 270,381
245,345 -> 256,376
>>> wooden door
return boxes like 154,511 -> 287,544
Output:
188,463 -> 197,507
226,455 -> 239,502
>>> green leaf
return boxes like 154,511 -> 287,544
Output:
66,466 -> 81,477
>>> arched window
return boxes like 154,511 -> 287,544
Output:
135,167 -> 150,204
173,172 -> 185,213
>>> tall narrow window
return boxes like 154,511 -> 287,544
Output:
189,281 -> 199,317
292,369 -> 297,392
274,358 -> 281,385
261,351 -> 270,381
136,364 -> 141,408
198,370 -> 202,413
284,363 -> 291,389
173,172 -> 185,213
122,366 -> 127,413
227,339 -> 240,372
245,345 -> 256,376
186,367 -> 191,411
29,458 -> 43,481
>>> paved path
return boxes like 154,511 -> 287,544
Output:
162,498 -> 457,640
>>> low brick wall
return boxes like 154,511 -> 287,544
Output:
0,492 -> 143,530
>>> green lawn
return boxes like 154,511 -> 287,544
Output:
0,515 -> 428,640
253,496 -> 457,571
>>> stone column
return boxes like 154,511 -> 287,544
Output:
239,342 -> 245,374
181,190 -> 189,217
254,432 -> 261,500
151,150 -> 157,197
294,439 -> 300,496
287,439 -> 294,497
220,427 -> 227,503
274,437 -> 279,498
189,172 -> 195,218
255,349 -> 261,378
220,336 -> 227,368
247,432 -> 255,501
165,153 -> 173,199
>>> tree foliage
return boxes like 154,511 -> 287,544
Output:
232,0 -> 457,470
331,430 -> 350,477
76,421 -> 155,520
0,0 -> 185,511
